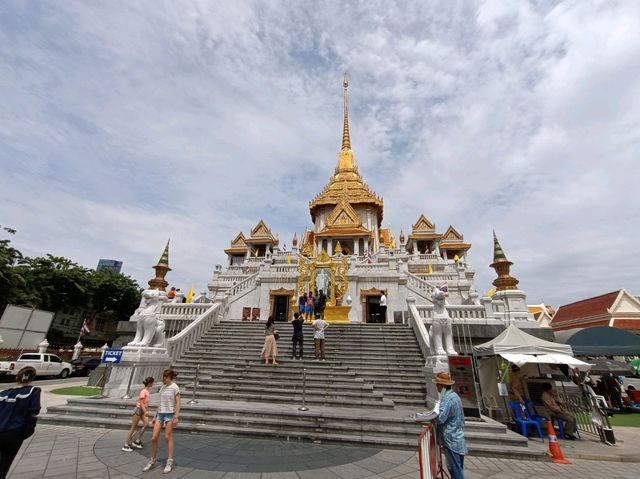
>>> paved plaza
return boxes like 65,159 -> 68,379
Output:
7,424 -> 640,479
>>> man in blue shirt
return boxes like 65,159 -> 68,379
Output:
290,312 -> 304,359
434,372 -> 466,479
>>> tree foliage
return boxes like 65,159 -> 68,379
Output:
0,234 -> 141,322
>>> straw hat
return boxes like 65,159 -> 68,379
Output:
432,372 -> 455,386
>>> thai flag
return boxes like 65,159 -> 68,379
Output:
440,283 -> 449,297
80,320 -> 91,336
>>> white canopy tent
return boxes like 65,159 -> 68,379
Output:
474,324 -> 591,371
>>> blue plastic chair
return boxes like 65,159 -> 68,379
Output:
509,400 -> 544,442
550,415 -> 581,440
525,399 -> 548,423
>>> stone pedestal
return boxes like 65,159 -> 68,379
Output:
423,355 -> 450,409
101,346 -> 171,398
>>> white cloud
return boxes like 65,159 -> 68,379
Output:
1,0 -> 639,307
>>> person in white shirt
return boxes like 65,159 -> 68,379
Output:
312,317 -> 329,360
379,293 -> 387,322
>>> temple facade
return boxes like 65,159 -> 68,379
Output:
207,76 -> 539,329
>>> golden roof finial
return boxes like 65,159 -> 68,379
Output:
342,72 -> 351,150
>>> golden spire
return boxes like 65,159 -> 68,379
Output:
338,73 -> 355,171
342,73 -> 351,150
490,231 -> 519,291
148,239 -> 171,291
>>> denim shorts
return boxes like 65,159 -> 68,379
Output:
157,412 -> 175,424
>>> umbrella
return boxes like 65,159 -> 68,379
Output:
629,358 -> 640,374
588,358 -> 635,376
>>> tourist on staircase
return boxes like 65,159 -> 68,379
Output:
298,292 -> 307,321
312,315 -> 329,361
305,291 -> 315,322
143,370 -> 180,474
260,316 -> 279,365
316,289 -> 327,319
433,372 -> 467,479
291,312 -> 304,360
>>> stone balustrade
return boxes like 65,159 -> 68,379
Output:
415,304 -> 487,320
160,303 -> 210,317
229,272 -> 258,298
167,300 -> 226,362
406,272 -> 437,295
354,263 -> 389,272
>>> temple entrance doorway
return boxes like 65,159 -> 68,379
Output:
360,288 -> 387,323
269,288 -> 295,323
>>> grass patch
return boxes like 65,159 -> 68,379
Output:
609,413 -> 640,428
50,386 -> 101,396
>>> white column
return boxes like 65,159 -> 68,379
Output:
328,239 -> 333,256
354,237 -> 360,256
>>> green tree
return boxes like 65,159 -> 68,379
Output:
89,269 -> 141,322
0,237 -> 27,312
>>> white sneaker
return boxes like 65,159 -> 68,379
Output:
163,458 -> 174,474
121,444 -> 133,452
143,459 -> 156,472
132,440 -> 143,449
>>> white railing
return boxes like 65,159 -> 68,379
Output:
272,265 -> 298,273
354,263 -> 389,272
218,275 -> 253,283
245,257 -> 263,263
415,304 -> 487,321
229,272 -> 258,298
414,273 -> 456,282
160,303 -> 210,317
418,254 -> 439,261
406,296 -> 431,361
167,300 -> 225,362
406,272 -> 438,296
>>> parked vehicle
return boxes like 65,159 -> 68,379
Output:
0,353 -> 73,378
70,356 -> 101,376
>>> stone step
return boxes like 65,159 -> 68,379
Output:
173,360 -> 425,374
188,391 -> 395,409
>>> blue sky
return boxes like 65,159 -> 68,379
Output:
1,1 -> 639,306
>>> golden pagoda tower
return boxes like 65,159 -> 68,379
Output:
490,231 -> 519,291
148,239 -> 171,291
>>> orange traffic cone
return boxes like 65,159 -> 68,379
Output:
547,420 -> 571,464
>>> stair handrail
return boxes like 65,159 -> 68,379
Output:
167,299 -> 224,362
229,271 -> 259,299
406,271 -> 439,296
406,295 -> 431,362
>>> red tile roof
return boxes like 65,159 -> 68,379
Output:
551,290 -> 620,325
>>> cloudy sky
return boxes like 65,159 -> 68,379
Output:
1,1 -> 639,307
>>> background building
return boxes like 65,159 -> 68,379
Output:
96,259 -> 123,273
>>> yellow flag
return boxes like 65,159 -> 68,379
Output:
253,248 -> 259,257
186,284 -> 195,303
486,289 -> 495,297
428,263 -> 433,274
287,252 -> 292,264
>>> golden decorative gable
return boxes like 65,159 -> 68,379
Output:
251,219 -> 272,237
442,226 -> 463,242
412,214 -> 435,232
231,232 -> 247,246
326,200 -> 363,228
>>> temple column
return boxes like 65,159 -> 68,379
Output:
328,239 -> 333,256
354,237 -> 360,256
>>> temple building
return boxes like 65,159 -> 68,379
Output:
208,76 -> 539,330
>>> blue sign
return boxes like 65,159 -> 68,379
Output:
102,349 -> 123,364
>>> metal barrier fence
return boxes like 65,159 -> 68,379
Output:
559,391 -> 613,439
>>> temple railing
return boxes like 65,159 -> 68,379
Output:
167,299 -> 226,362
414,273 -> 457,282
229,272 -> 258,298
245,257 -> 263,263
406,272 -> 438,296
217,274 -> 253,283
354,263 -> 389,272
406,296 -> 432,362
418,254 -> 439,261
415,304 -> 487,320
160,303 -> 210,318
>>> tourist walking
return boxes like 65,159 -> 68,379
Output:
379,292 -> 387,322
0,366 -> 41,479
312,315 -> 329,360
260,316 -> 279,365
541,383 -> 577,440
291,312 -> 304,359
305,291 -> 315,322
433,372 -> 466,479
122,377 -> 155,451
143,370 -> 180,474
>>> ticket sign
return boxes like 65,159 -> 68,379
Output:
102,348 -> 123,364
448,355 -> 480,417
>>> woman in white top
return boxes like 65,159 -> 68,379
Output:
143,370 -> 180,474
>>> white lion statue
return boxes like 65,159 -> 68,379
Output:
430,288 -> 457,356
128,289 -> 168,348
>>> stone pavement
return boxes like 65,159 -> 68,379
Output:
8,424 -> 640,479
